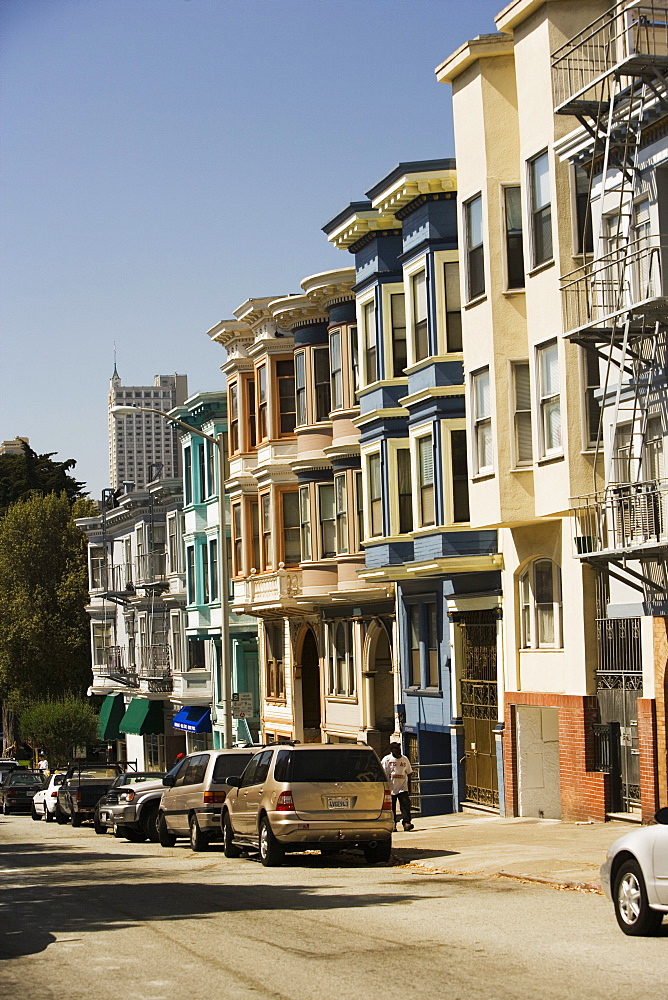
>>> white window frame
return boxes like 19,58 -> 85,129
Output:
471,367 -> 493,475
519,559 -> 563,649
412,429 -> 436,529
536,340 -> 562,458
528,150 -> 553,268
511,360 -> 533,467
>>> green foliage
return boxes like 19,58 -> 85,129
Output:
0,442 -> 87,515
20,698 -> 99,767
0,492 -> 93,703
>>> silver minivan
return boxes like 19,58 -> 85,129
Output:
158,748 -> 257,851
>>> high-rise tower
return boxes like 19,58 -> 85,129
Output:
108,368 -> 188,490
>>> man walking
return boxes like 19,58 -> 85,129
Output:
381,742 -> 414,831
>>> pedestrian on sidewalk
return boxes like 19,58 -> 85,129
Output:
381,742 -> 414,831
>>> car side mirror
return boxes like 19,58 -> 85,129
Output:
162,774 -> 176,787
655,806 -> 668,825
226,776 -> 241,788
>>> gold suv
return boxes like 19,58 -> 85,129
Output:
221,743 -> 393,866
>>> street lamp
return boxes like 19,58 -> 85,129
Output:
110,404 -> 233,748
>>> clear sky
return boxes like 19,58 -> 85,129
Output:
1,0 -> 503,500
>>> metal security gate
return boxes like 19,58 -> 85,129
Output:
459,610 -> 499,808
596,615 -> 643,812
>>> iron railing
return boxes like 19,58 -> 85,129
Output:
560,239 -> 666,337
408,762 -> 453,815
572,478 -> 668,554
552,1 -> 668,112
137,643 -> 171,679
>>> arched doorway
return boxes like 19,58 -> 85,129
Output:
299,628 -> 321,742
365,621 -> 395,755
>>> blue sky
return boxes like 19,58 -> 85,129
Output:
1,0 -> 503,499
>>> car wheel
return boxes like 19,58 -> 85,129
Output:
614,858 -> 663,936
44,808 -> 53,823
189,814 -> 209,852
93,811 -> 107,835
123,827 -> 147,843
259,816 -> 284,867
55,803 -> 68,825
158,813 -> 177,848
223,812 -> 242,858
363,839 -> 392,864
71,811 -> 83,828
142,802 -> 160,843
31,802 -> 40,821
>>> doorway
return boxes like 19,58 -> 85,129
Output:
299,628 -> 321,742
459,610 -> 499,809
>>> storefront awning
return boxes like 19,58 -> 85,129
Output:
119,698 -> 164,736
172,706 -> 212,734
97,693 -> 126,741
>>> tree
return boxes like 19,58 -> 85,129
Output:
0,493 -> 98,741
0,442 -> 86,514
19,699 -> 99,768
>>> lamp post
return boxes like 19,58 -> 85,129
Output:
110,405 -> 233,748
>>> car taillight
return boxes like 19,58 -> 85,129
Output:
203,790 -> 226,804
50,791 -> 58,798
276,791 -> 294,812
76,789 -> 82,803
382,791 -> 392,811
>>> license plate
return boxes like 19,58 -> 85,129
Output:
327,797 -> 351,810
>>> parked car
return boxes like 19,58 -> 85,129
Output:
158,748 -> 258,851
600,807 -> 668,935
55,762 -> 125,826
95,771 -> 166,841
221,743 -> 393,867
0,759 -> 23,785
0,770 -> 45,815
31,771 -> 67,821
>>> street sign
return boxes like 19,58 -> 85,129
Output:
232,692 -> 253,719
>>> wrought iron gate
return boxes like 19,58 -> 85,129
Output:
459,610 -> 499,808
596,615 -> 643,812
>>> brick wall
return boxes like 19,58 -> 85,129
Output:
504,692 -> 609,822
653,617 -> 668,808
637,698 -> 659,822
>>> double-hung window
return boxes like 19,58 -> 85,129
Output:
261,493 -> 272,569
299,486 -> 311,561
418,435 -> 435,527
295,352 -> 307,426
519,559 -> 562,649
276,360 -> 296,434
318,484 -> 335,559
397,448 -> 413,534
335,474 -> 348,554
391,293 -> 407,377
504,186 -> 525,289
368,453 -> 382,537
354,470 -> 363,550
265,623 -> 284,700
282,492 -> 300,565
330,330 -> 343,410
472,369 -> 493,474
229,382 -> 239,455
512,361 -> 533,465
450,430 -> 470,523
465,195 -> 484,300
232,503 -> 243,577
209,539 -> 218,602
186,546 -> 195,604
408,600 -> 439,688
364,299 -> 377,384
537,341 -> 561,456
412,271 -> 429,362
530,152 -> 552,266
314,347 -> 331,421
582,348 -> 601,450
444,262 -> 462,352
257,365 -> 268,441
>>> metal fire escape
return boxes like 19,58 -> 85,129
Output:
553,0 -> 668,615
552,1 -> 668,812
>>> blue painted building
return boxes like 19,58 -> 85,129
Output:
325,161 -> 502,814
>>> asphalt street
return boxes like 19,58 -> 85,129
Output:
0,814 -> 665,1000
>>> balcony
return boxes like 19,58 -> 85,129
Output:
552,1 -> 668,115
232,568 -> 303,613
135,551 -> 167,585
572,479 -> 668,557
95,646 -> 139,688
138,644 -> 172,693
560,239 -> 668,341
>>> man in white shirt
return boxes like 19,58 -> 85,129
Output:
381,742 -> 414,831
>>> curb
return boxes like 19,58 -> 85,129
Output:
497,870 -> 603,893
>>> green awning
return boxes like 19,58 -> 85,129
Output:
97,694 -> 126,741
119,698 -> 164,736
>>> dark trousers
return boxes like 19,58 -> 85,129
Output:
392,790 -> 412,827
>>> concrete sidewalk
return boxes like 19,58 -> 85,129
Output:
389,812 -> 637,890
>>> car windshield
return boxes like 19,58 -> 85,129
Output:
73,768 -> 121,780
9,773 -> 43,786
212,754 -> 254,783
287,749 -> 385,783
117,772 -> 165,786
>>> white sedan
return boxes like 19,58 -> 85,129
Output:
600,807 -> 668,935
31,772 -> 66,822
